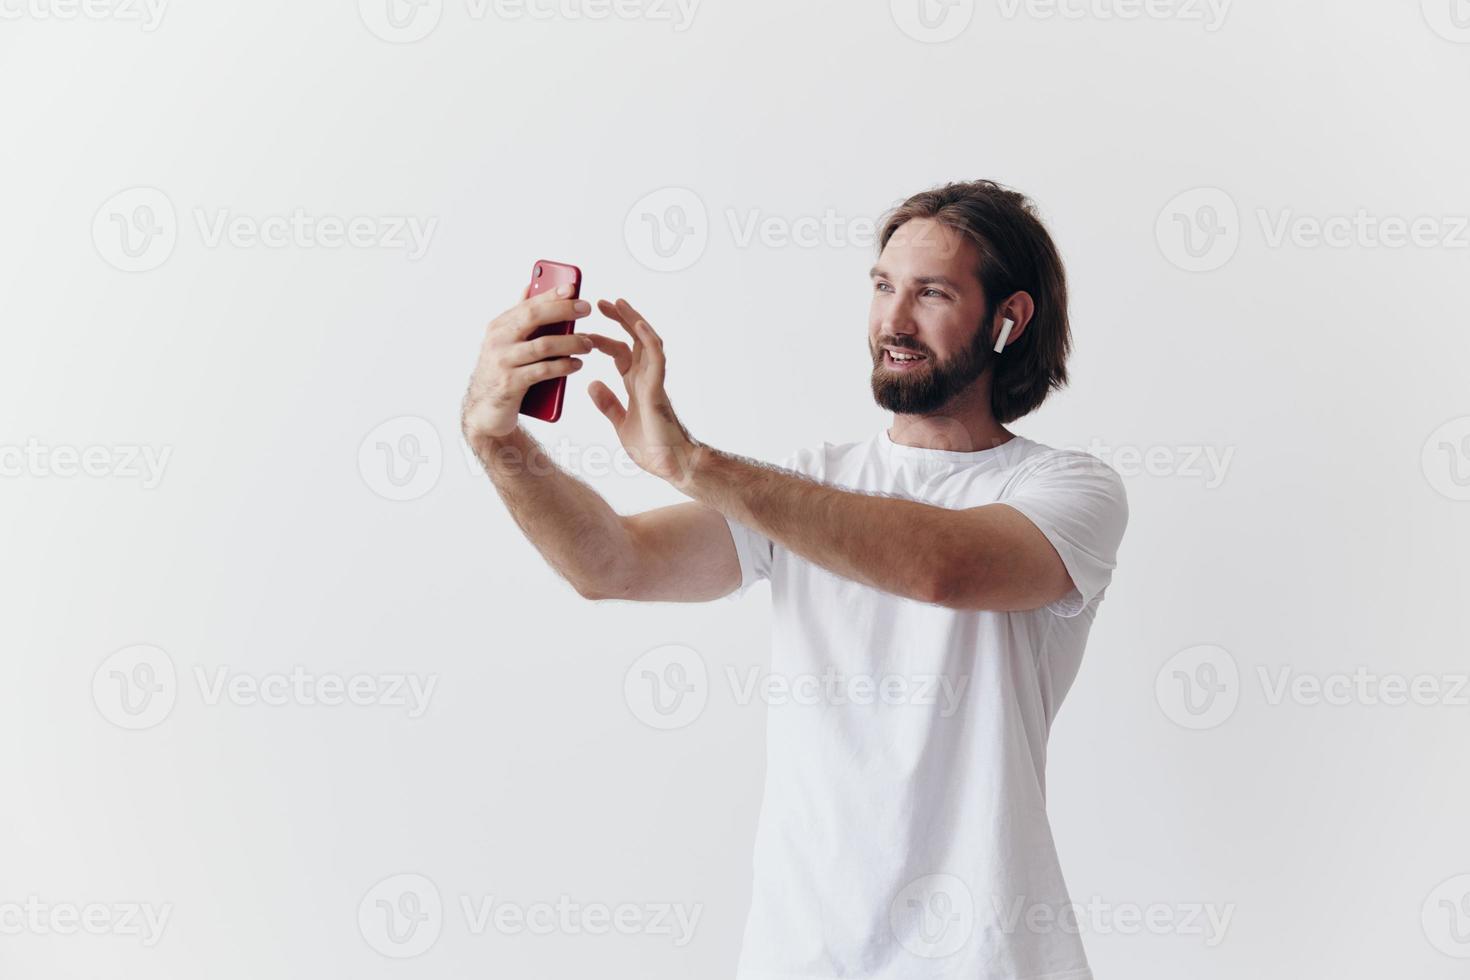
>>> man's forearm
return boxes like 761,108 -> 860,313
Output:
680,446 -> 964,604
469,426 -> 635,596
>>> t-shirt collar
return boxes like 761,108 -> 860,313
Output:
879,426 -> 1030,468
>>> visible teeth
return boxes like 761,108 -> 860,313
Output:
889,351 -> 923,362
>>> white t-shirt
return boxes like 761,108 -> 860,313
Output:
723,428 -> 1129,980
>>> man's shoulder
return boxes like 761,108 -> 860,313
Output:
1004,438 -> 1117,474
1000,439 -> 1128,505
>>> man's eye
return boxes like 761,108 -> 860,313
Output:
922,287 -> 947,299
874,282 -> 893,293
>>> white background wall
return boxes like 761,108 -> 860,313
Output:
3,1 -> 1469,977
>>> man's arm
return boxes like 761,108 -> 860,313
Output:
681,447 -> 1073,611
460,287 -> 742,604
471,426 -> 742,602
580,297 -> 1075,612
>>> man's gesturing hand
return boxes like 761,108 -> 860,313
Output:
585,298 -> 702,488
461,283 -> 601,444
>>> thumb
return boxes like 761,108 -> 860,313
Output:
587,381 -> 628,427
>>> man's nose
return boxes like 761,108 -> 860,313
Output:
883,299 -> 918,336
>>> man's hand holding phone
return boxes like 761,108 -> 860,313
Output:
461,282 -> 598,445
461,267 -> 702,489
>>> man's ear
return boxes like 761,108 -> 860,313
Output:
991,291 -> 1036,350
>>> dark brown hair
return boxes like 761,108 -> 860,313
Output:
877,180 -> 1071,424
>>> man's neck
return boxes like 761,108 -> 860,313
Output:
887,415 -> 1015,454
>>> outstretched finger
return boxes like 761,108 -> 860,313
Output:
614,298 -> 658,340
583,333 -> 633,375
597,298 -> 640,344
587,380 -> 627,428
613,299 -> 666,368
610,301 -> 664,379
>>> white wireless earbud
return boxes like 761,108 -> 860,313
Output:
994,317 -> 1015,353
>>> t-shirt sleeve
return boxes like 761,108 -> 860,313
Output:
723,513 -> 775,596
1002,450 -> 1129,618
720,447 -> 812,598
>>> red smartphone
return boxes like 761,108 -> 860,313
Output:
519,259 -> 582,423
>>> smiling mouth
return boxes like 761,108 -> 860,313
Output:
882,348 -> 929,368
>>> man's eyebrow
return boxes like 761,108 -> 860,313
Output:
868,266 -> 964,291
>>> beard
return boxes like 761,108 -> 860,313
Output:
869,325 -> 994,415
